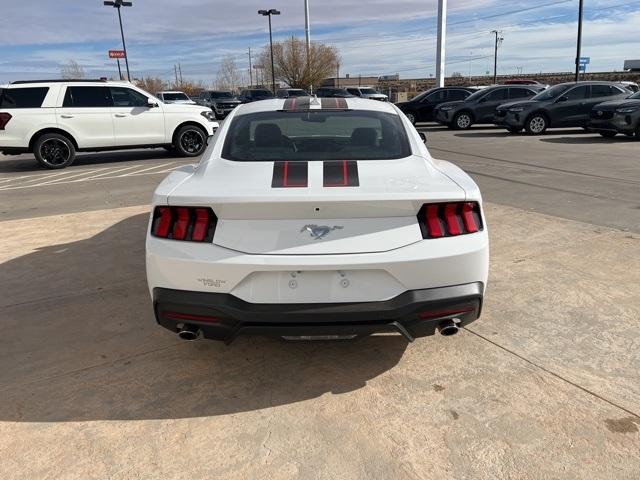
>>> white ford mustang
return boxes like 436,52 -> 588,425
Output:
146,96 -> 489,343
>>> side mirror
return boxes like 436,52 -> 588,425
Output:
418,132 -> 427,144
556,96 -> 568,103
147,98 -> 158,108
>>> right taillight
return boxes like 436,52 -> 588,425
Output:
151,206 -> 217,242
417,202 -> 483,239
0,113 -> 12,130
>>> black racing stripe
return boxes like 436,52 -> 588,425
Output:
320,97 -> 348,110
272,161 -> 308,188
283,97 -> 311,111
323,160 -> 359,187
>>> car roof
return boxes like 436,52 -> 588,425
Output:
158,90 -> 186,94
5,79 -> 132,87
234,97 -> 399,116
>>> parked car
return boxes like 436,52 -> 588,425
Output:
395,87 -> 478,124
618,81 -> 639,93
588,89 -> 640,139
315,87 -> 356,98
346,87 -> 388,101
238,88 -> 274,103
497,81 -> 629,134
276,88 -> 308,98
435,85 -> 545,129
196,90 -> 241,119
146,96 -> 489,343
155,91 -> 196,105
503,79 -> 545,85
0,79 -> 218,169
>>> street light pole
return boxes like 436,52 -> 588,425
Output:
435,0 -> 447,88
575,0 -> 584,82
304,0 -> 312,92
258,9 -> 281,95
104,0 -> 132,81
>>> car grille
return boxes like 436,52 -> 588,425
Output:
218,103 -> 237,109
590,110 -> 614,120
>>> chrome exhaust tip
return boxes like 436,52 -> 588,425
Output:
437,319 -> 460,337
177,324 -> 200,341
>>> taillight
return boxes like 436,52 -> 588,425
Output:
151,206 -> 217,242
417,202 -> 482,239
0,113 -> 12,130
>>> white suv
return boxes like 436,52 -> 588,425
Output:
0,80 -> 219,169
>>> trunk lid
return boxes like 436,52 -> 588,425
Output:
167,155 -> 465,255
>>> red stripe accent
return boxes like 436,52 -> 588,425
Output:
172,207 -> 190,240
165,312 -> 222,323
191,208 -> 209,241
334,98 -> 339,109
283,161 -> 290,187
342,160 -> 348,186
461,202 -> 479,233
291,98 -> 297,111
155,207 -> 172,238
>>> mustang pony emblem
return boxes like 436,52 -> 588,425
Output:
300,224 -> 344,240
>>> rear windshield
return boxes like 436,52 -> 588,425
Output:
163,93 -> 189,101
0,87 -> 49,108
222,110 -> 411,162
211,91 -> 233,98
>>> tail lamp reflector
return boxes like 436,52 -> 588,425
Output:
418,202 -> 483,239
151,206 -> 217,242
0,113 -> 12,130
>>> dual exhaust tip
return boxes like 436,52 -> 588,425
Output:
177,320 -> 461,341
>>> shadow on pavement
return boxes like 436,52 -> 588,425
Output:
0,148 -> 183,173
540,135 -> 637,145
0,214 -> 407,422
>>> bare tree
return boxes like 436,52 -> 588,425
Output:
60,60 -> 85,79
135,77 -> 166,95
259,37 -> 340,90
216,55 -> 242,91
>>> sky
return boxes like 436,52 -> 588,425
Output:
1,0 -> 639,85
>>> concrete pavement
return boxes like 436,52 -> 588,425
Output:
1,203 -> 638,479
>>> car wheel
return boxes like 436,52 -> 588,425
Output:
507,127 -> 522,134
525,114 -> 548,135
174,125 -> 207,157
33,133 -> 76,169
453,112 -> 472,130
405,112 -> 416,125
598,131 -> 617,138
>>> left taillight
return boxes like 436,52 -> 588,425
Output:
417,202 -> 483,239
151,206 -> 217,242
0,113 -> 12,130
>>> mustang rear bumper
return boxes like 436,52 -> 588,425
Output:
153,282 -> 483,344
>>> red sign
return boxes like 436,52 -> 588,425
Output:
109,50 -> 126,59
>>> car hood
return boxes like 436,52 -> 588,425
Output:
437,100 -> 465,109
499,100 -> 538,110
593,99 -> 640,111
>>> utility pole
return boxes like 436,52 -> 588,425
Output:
435,0 -> 447,88
258,9 -> 281,94
248,47 -> 253,87
178,63 -> 183,84
491,30 -> 504,84
336,62 -> 340,88
304,0 -> 312,92
575,0 -> 584,81
174,64 -> 179,85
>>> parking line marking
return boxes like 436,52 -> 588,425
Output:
117,162 -> 177,176
27,168 -> 109,187
0,175 -> 33,184
82,165 -> 141,180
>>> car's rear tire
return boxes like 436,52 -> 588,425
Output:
174,125 -> 207,157
598,131 -> 617,138
524,114 -> 548,135
507,127 -> 522,133
33,133 -> 76,169
453,112 -> 473,130
405,112 -> 416,125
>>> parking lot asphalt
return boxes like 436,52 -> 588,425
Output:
1,127 -> 639,479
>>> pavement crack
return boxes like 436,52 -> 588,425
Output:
463,327 -> 640,420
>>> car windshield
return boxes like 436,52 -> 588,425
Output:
360,88 -> 378,95
222,110 -> 411,162
163,93 -> 189,101
211,91 -> 233,98
629,91 -> 640,99
464,89 -> 490,102
251,90 -> 273,97
531,84 -> 572,101
410,89 -> 435,102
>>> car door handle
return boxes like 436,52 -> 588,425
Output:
114,113 -> 128,118
60,114 -> 74,118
